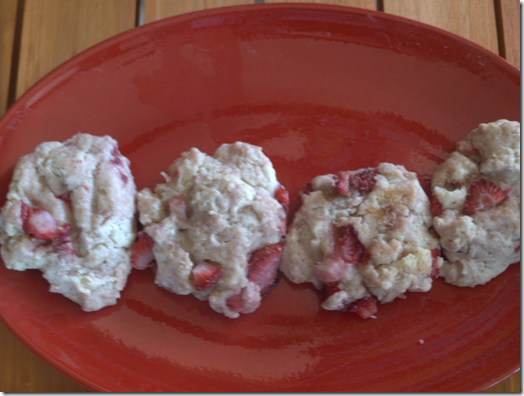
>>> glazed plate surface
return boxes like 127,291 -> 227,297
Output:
0,4 -> 519,392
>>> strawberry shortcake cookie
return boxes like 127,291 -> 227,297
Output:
280,163 -> 442,318
134,142 -> 288,319
0,133 -> 137,311
430,120 -> 520,287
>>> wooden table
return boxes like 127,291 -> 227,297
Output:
0,0 -> 520,392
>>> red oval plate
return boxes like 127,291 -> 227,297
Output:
0,4 -> 519,392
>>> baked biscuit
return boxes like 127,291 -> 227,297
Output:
0,134 -> 137,311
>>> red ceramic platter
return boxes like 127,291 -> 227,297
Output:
0,4 -> 519,392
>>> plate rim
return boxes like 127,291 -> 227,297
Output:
0,2 -> 520,392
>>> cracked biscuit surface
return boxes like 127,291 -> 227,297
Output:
280,163 -> 441,318
431,120 -> 520,287
0,133 -> 137,311
135,142 -> 287,319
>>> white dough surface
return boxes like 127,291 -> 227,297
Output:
0,133 -> 137,311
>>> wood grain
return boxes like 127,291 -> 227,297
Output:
142,0 -> 255,24
383,0 -> 499,54
497,0 -> 520,68
485,372 -> 521,392
265,0 -> 377,10
15,0 -> 137,99
0,322 -> 89,392
0,0 -> 18,116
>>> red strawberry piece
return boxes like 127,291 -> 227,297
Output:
21,202 -> 63,241
261,270 -> 282,298
226,284 -> 265,313
274,184 -> 290,213
56,223 -> 71,241
57,241 -> 76,255
334,169 -> 377,196
169,196 -> 187,221
301,183 -> 313,196
247,241 -> 284,296
57,192 -> 73,210
334,171 -> 351,195
430,248 -> 441,278
348,297 -> 378,319
111,156 -> 123,167
119,170 -> 129,185
247,241 -> 283,269
322,281 -> 343,302
130,231 -> 155,270
430,195 -> 443,216
192,262 -> 223,291
110,146 -> 124,166
352,169 -> 378,196
280,217 -> 287,235
333,224 -> 365,265
314,256 -> 348,283
463,178 -> 510,216
515,245 -> 521,253
20,201 -> 30,223
225,292 -> 245,312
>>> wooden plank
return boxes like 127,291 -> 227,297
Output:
383,0 -> 499,54
0,322 -> 89,392
15,0 -> 137,99
143,0 -> 255,24
485,372 -> 521,392
497,0 -> 520,68
265,0 -> 376,10
0,0 -> 18,116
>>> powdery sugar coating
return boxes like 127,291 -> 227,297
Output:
280,163 -> 441,316
0,134 -> 137,311
137,142 -> 286,319
431,120 -> 520,287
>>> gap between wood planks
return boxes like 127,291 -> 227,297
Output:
493,0 -> 507,60
6,0 -> 25,110
3,0 -> 516,111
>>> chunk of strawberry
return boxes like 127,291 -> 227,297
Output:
274,184 -> 289,213
119,170 -> 129,185
192,262 -> 222,291
225,292 -> 245,313
247,241 -> 284,296
110,146 -> 124,166
334,171 -> 351,195
430,247 -> 441,278
280,217 -> 287,235
322,281 -> 343,302
56,191 -> 73,210
314,256 -> 348,283
130,231 -> 155,270
169,196 -> 187,222
347,297 -> 377,319
333,224 -> 365,265
301,183 -> 313,196
463,178 -> 510,216
430,195 -> 443,216
334,169 -> 377,196
21,202 -> 67,241
225,285 -> 262,314
352,169 -> 378,196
